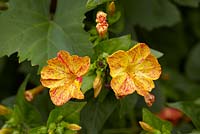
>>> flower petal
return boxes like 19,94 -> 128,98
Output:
49,79 -> 84,106
111,73 -> 136,97
133,76 -> 155,96
135,54 -> 161,80
57,50 -> 90,76
41,57 -> 72,80
107,50 -> 128,77
41,65 -> 67,80
49,86 -> 72,106
69,55 -> 90,76
127,43 -> 150,64
70,79 -> 84,99
40,78 -> 70,88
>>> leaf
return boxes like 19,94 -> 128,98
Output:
81,71 -> 96,93
186,43 -> 200,81
47,101 -> 86,126
86,0 -> 111,9
119,94 -> 137,118
121,0 -> 181,30
0,0 -> 93,71
80,94 -> 118,134
95,35 -> 132,55
142,108 -> 172,134
150,49 -> 163,59
29,126 -> 47,134
173,0 -> 200,8
14,75 -> 42,127
158,69 -> 200,100
168,99 -> 200,129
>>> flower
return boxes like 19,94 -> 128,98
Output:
106,43 -> 161,106
96,11 -> 109,38
40,50 -> 90,106
24,85 -> 45,102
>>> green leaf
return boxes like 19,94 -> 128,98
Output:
81,71 -> 96,93
150,49 -> 163,58
14,75 -> 42,127
29,126 -> 47,134
121,0 -> 181,30
47,101 -> 86,126
0,0 -> 93,71
86,0 -> 111,9
119,94 -> 137,118
186,43 -> 200,81
189,130 -> 200,134
142,108 -> 172,134
173,0 -> 200,7
168,99 -> 200,129
80,94 -> 118,134
95,35 -> 132,55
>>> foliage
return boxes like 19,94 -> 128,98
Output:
0,0 -> 200,134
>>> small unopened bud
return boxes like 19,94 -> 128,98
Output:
66,123 -> 82,131
96,23 -> 108,38
96,11 -> 109,38
144,93 -> 155,107
93,73 -> 103,98
0,128 -> 13,134
0,105 -> 11,116
96,11 -> 107,23
25,85 -> 45,102
108,1 -> 116,16
156,107 -> 183,125
139,121 -> 154,132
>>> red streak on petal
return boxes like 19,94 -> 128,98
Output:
57,53 -> 67,65
76,77 -> 82,83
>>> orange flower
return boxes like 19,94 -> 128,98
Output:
40,50 -> 90,106
106,43 -> 161,106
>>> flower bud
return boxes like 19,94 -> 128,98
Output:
0,128 -> 13,134
96,11 -> 107,23
96,11 -> 109,38
93,73 -> 103,98
108,1 -> 116,16
144,93 -> 155,107
0,105 -> 11,116
24,85 -> 45,102
66,123 -> 82,131
139,121 -> 154,132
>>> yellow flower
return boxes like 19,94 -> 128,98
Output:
40,50 -> 90,106
106,43 -> 161,106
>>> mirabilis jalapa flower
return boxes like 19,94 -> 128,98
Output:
107,43 -> 161,106
40,50 -> 90,106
